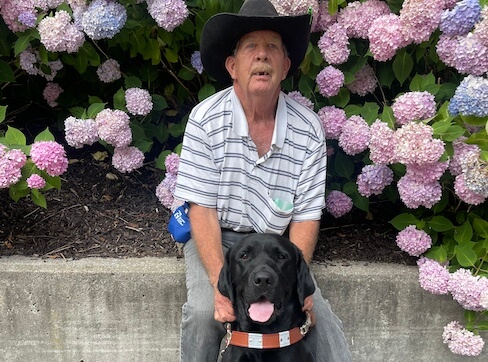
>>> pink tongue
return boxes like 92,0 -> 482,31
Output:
248,299 -> 274,323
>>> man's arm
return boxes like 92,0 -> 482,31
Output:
288,219 -> 320,264
188,203 -> 235,323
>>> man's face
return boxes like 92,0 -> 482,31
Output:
225,30 -> 291,97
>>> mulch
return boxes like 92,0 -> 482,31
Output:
0,145 -> 417,266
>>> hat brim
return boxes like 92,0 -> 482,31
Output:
200,13 -> 311,85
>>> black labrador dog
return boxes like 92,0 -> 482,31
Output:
218,233 -> 316,361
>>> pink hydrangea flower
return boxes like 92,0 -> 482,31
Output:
156,173 -> 177,208
436,34 -> 459,68
449,137 -> 479,176
318,23 -> 350,65
399,0 -> 444,45
417,257 -> 450,295
97,59 -> 122,83
474,7 -> 488,46
442,321 -> 485,356
397,175 -> 442,209
287,91 -> 314,110
346,64 -> 378,96
30,141 -> 68,177
270,0 -> 319,29
0,145 -> 27,188
112,146 -> 144,173
43,82 -> 63,108
405,161 -> 449,184
26,174 -> 46,189
0,0 -> 35,32
356,164 -> 394,197
316,66 -> 344,97
338,115 -> 370,156
37,10 -> 85,53
312,1 -> 337,32
395,225 -> 432,257
317,106 -> 347,140
392,91 -> 436,125
64,116 -> 99,149
454,174 -> 486,205
393,122 -> 445,165
448,268 -> 488,311
368,14 -> 406,62
368,120 -> 395,165
125,88 -> 153,116
325,190 -> 353,218
337,0 -> 391,39
95,109 -> 132,147
164,152 -> 180,175
453,33 -> 488,76
147,0 -> 189,32
480,290 -> 488,309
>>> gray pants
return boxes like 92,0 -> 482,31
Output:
180,230 -> 352,361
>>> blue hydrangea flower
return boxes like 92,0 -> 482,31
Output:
81,0 -> 127,40
190,51 -> 204,74
440,0 -> 481,36
18,12 -> 37,28
448,75 -> 488,117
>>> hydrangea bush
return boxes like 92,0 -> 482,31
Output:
0,0 -> 487,356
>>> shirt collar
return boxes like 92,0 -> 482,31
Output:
231,89 -> 287,149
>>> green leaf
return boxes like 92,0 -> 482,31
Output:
31,189 -> 47,209
392,50 -> 413,86
164,48 -> 179,63
424,245 -> 448,263
155,150 -> 173,170
0,105 -> 7,123
34,128 -> 55,142
87,103 -> 106,118
440,125 -> 466,142
69,107 -> 85,118
198,84 -> 216,101
390,213 -> 419,230
454,221 -> 473,243
14,35 -> 32,56
0,60 -> 15,82
125,76 -> 142,89
5,126 -> 27,146
152,94 -> 168,111
73,51 -> 89,73
333,151 -> 354,179
328,88 -> 350,108
361,102 -> 380,124
380,106 -> 396,129
113,87 -> 126,110
455,242 -> 477,267
461,115 -> 487,127
473,218 -> 488,239
427,216 -> 455,232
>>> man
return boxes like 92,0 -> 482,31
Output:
174,0 -> 351,360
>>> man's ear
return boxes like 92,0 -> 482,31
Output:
281,56 -> 291,81
217,250 -> 235,303
225,56 -> 236,80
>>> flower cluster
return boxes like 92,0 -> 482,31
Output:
454,173 -> 486,205
400,0 -> 445,45
316,66 -> 344,97
317,106 -> 347,140
81,0 -> 127,40
42,82 -> 63,108
442,321 -> 485,356
356,164 -> 393,197
30,141 -> 68,177
448,75 -> 488,117
395,225 -> 432,257
440,0 -> 481,37
337,0 -> 390,39
287,91 -> 314,110
312,1 -> 337,32
26,174 -> 46,190
191,51 -> 204,74
97,59 -> 122,83
368,13 -> 406,62
345,64 -> 378,96
448,268 -> 488,311
125,88 -> 153,116
397,175 -> 442,209
391,91 -> 436,125
37,10 -> 85,53
64,117 -> 99,149
19,47 -> 64,81
338,115 -> 370,156
146,0 -> 189,32
449,137 -> 479,176
325,190 -> 353,218
462,152 -> 488,198
417,257 -> 450,295
318,23 -> 350,65
112,146 -> 145,173
1,0 -> 38,32
270,0 -> 319,30
368,120 -> 395,165
95,109 -> 132,147
156,153 -> 182,210
0,145 -> 27,188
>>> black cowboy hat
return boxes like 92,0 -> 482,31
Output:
200,0 -> 312,85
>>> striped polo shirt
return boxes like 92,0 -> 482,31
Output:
174,87 -> 327,235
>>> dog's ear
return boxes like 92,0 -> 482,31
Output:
217,250 -> 235,303
296,249 -> 316,307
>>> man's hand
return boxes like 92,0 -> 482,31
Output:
214,289 -> 236,323
302,295 -> 316,327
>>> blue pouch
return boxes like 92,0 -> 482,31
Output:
168,202 -> 191,243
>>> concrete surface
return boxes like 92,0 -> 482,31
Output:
0,256 -> 486,361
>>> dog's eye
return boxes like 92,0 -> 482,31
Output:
239,252 -> 248,260
277,253 -> 286,260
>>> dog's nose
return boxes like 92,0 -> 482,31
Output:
253,271 -> 274,288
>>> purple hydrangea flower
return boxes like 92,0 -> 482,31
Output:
112,146 -> 145,173
346,64 -> 378,96
448,75 -> 488,117
95,109 -> 132,147
474,7 -> 488,46
356,164 -> 394,197
449,137 -> 480,176
97,59 -> 122,83
156,173 -> 177,208
26,174 -> 46,189
417,257 -> 450,295
440,0 -> 481,37
368,120 -> 395,165
337,0 -> 391,39
147,0 -> 189,32
453,34 -> 488,76
448,268 -> 488,311
454,174 -> 486,205
317,106 -> 347,140
395,225 -> 432,257
325,190 -> 353,218
443,321 -> 485,356
191,51 -> 204,74
318,23 -> 350,65
0,145 -> 27,188
338,115 -> 370,156
392,91 -> 436,125
42,82 -> 63,108
64,116 -> 99,149
164,153 -> 180,175
312,0 -> 337,32
18,11 -> 36,28
316,66 -> 344,98
287,91 -> 314,110
30,141 -> 68,177
81,0 -> 127,40
397,175 -> 442,209
125,88 -> 153,116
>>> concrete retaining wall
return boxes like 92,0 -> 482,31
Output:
0,257 -> 486,361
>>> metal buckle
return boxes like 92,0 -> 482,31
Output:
220,322 -> 232,357
300,311 -> 312,336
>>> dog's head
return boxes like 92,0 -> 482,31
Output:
218,233 -> 315,326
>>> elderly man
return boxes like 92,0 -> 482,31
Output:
174,0 -> 351,360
